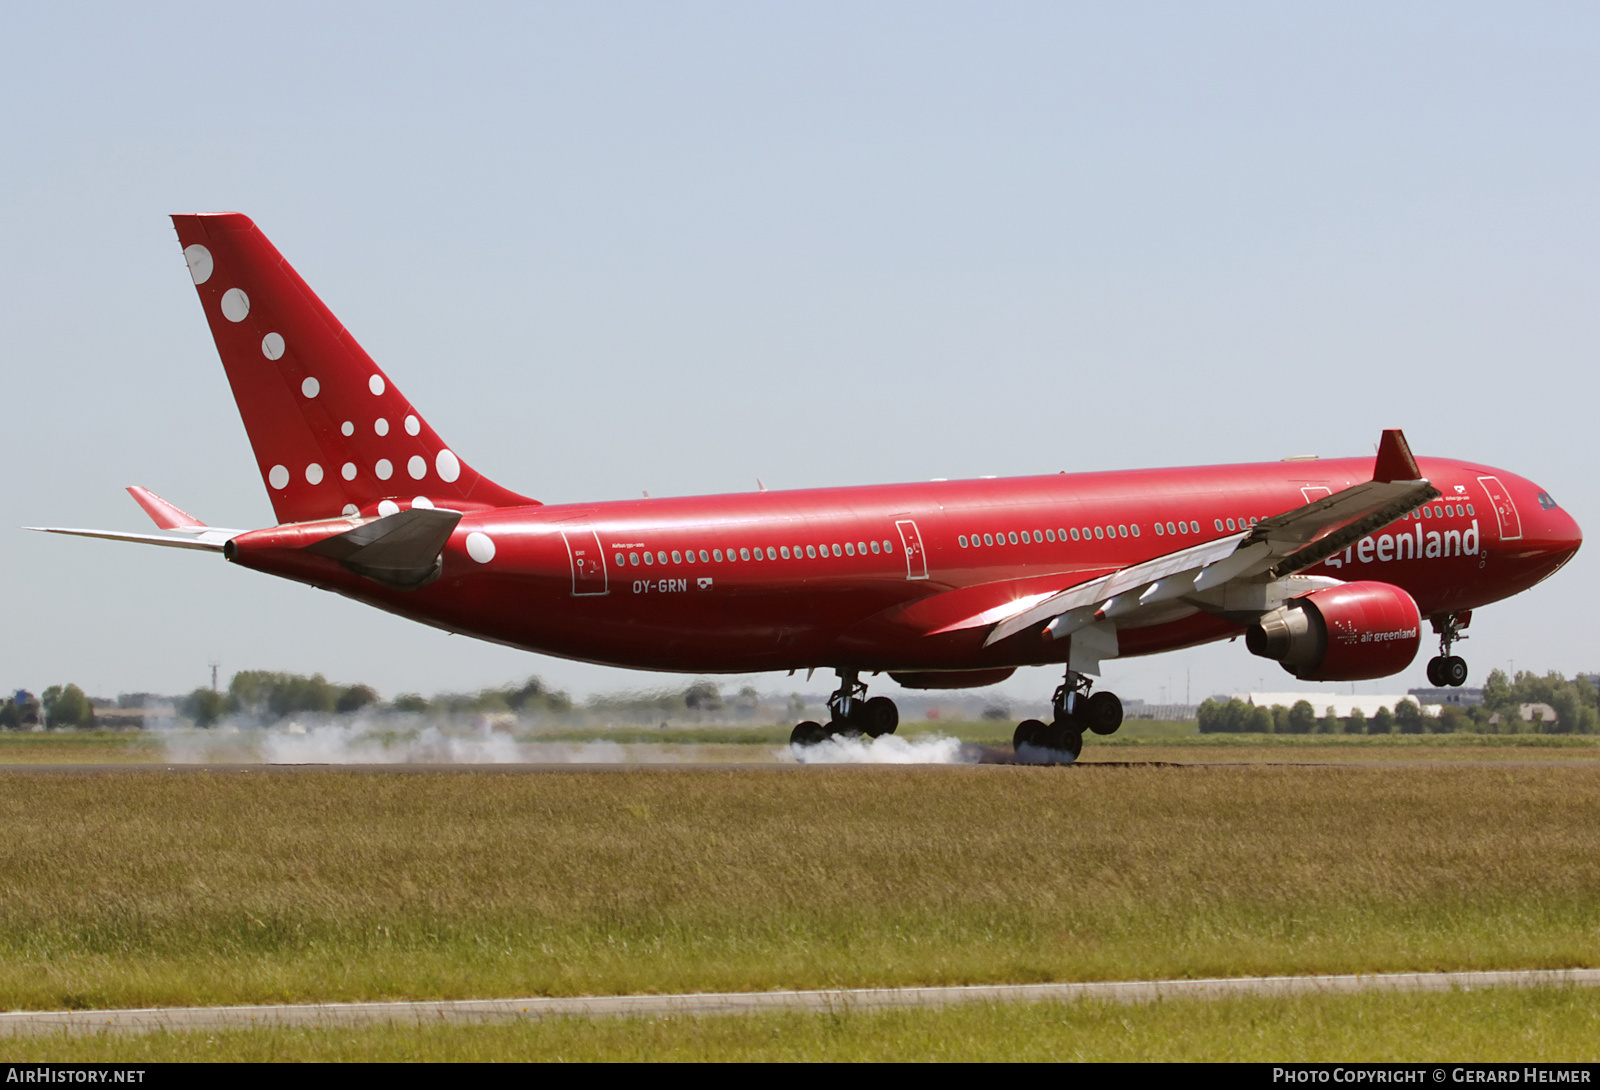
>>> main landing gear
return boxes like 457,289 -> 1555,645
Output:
1425,612 -> 1471,688
789,669 -> 899,746
1013,671 -> 1123,763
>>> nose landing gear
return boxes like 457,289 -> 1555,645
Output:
1014,670 -> 1122,762
788,669 -> 900,747
1425,612 -> 1471,688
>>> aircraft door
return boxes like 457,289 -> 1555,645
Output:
1300,485 -> 1332,504
895,519 -> 929,580
562,530 -> 609,596
1476,476 -> 1523,541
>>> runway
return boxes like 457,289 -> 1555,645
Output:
3,969 -> 1597,1035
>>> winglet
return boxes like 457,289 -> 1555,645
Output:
127,487 -> 206,530
1372,429 -> 1421,483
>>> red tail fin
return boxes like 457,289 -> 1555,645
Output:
170,213 -> 535,524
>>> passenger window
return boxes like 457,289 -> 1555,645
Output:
615,552 -> 625,565
846,542 -> 856,555
1071,528 -> 1080,541
883,540 -> 895,553
806,545 -> 816,558
1131,525 -> 1139,537
672,550 -> 682,564
833,544 -> 842,557
870,540 -> 881,554
643,552 -> 654,565
739,548 -> 750,561
629,552 -> 639,566
1468,504 -> 1476,516
1094,527 -> 1104,540
713,549 -> 723,562
658,551 -> 667,564
1167,522 -> 1176,535
699,550 -> 710,562
1046,529 -> 1056,542
1118,525 -> 1127,537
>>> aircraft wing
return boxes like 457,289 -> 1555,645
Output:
972,429 -> 1439,648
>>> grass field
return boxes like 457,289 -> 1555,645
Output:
10,987 -> 1600,1062
0,760 -> 1597,1016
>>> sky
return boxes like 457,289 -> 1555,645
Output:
3,3 -> 1598,708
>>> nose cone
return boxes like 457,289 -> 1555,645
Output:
1523,486 -> 1582,579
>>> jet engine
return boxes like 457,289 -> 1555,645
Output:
1245,581 -> 1422,682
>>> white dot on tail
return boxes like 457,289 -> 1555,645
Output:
375,459 -> 392,480
341,462 -> 356,481
368,375 -> 385,396
466,532 -> 495,564
341,421 -> 354,437
375,418 -> 389,436
220,288 -> 250,322
262,332 -> 285,360
378,500 -> 399,517
435,449 -> 461,483
412,496 -> 434,509
408,455 -> 426,480
405,415 -> 420,436
305,463 -> 323,485
183,245 -> 213,285
301,376 -> 319,398
341,504 -> 358,517
268,464 -> 289,489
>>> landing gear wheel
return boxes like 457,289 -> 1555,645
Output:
1085,691 -> 1123,736
1042,723 -> 1084,762
859,696 -> 899,737
827,722 -> 862,741
1014,719 -> 1046,752
790,721 -> 827,747
1426,656 -> 1445,687
1442,656 -> 1469,687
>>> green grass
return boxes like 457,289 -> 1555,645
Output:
10,987 -> 1600,1061
0,764 -> 1598,1011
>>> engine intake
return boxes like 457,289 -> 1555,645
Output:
1246,581 -> 1421,682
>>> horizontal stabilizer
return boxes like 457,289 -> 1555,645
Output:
27,525 -> 240,551
127,486 -> 205,530
305,507 -> 462,589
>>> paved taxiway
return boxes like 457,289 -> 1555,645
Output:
2,970 -> 1597,1035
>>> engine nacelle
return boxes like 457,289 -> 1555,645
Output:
1245,581 -> 1422,682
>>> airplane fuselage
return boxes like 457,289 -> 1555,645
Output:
227,453 -> 1579,676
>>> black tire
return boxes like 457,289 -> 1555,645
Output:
789,721 -> 827,747
1085,691 -> 1123,736
1443,656 -> 1469,687
1013,719 -> 1046,751
1425,656 -> 1446,687
860,696 -> 899,737
1041,723 -> 1084,762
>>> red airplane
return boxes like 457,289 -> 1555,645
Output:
34,214 -> 1583,759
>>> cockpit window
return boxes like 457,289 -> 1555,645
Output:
1538,491 -> 1559,510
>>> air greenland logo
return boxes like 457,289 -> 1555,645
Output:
1332,619 -> 1417,646
1325,520 -> 1480,569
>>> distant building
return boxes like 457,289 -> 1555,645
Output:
1408,686 -> 1484,707
1122,699 -> 1198,721
1488,703 -> 1559,729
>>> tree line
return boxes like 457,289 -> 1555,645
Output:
1199,669 -> 1600,734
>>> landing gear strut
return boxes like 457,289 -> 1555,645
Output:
1013,670 -> 1122,762
1425,612 -> 1471,688
789,669 -> 899,747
